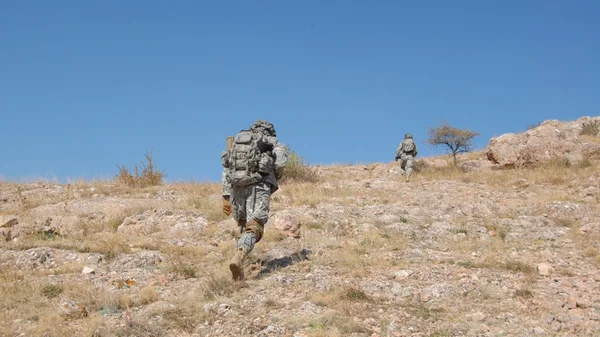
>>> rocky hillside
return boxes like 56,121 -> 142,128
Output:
1,118 -> 600,337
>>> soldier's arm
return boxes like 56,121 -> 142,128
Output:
221,169 -> 231,199
273,141 -> 289,169
395,142 -> 403,159
273,141 -> 289,178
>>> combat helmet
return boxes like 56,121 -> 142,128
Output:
251,120 -> 276,137
404,133 -> 413,139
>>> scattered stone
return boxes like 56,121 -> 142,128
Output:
392,270 -> 413,280
564,296 -> 577,309
82,266 -> 94,274
217,303 -> 231,315
537,263 -> 553,276
59,300 -> 88,319
466,311 -> 487,322
271,211 -> 302,238
532,326 -> 546,335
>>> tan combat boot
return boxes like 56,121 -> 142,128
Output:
229,247 -> 248,281
405,172 -> 411,182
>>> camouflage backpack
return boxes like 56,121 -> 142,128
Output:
228,129 -> 274,186
402,139 -> 416,153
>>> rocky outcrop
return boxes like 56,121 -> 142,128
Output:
486,116 -> 600,168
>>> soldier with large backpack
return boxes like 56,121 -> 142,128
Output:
221,120 -> 288,280
395,133 -> 418,182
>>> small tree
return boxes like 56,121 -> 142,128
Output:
427,121 -> 479,165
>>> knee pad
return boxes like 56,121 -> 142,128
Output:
245,219 -> 264,243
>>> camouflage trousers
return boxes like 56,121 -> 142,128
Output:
231,181 -> 272,239
399,154 -> 415,175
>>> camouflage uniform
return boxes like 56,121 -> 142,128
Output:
395,133 -> 418,181
221,120 -> 288,280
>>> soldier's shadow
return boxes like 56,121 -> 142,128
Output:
251,248 -> 312,279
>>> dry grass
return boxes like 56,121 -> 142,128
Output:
279,147 -> 319,183
116,150 -> 165,188
171,182 -> 228,222
160,244 -> 212,279
278,182 -> 358,207
418,157 -> 599,190
1,151 -> 599,336
198,270 -> 239,300
137,286 -> 161,305
305,313 -> 370,337
581,120 -> 600,136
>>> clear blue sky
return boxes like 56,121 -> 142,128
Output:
1,1 -> 599,182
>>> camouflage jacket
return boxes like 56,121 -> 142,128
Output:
396,139 -> 418,158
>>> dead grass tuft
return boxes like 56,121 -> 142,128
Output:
63,281 -> 133,313
41,284 -> 63,299
164,260 -> 197,279
339,286 -> 370,302
514,288 -> 534,299
86,233 -> 131,260
585,246 -> 599,258
581,120 -> 600,136
280,147 -> 319,184
162,289 -> 216,333
116,150 -> 165,188
307,313 -> 370,336
407,302 -> 445,320
199,270 -> 240,300
172,182 -> 228,222
137,286 -> 161,305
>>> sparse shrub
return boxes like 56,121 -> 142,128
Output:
556,267 -> 576,276
580,120 -> 600,136
577,157 -> 592,169
514,288 -> 533,299
280,146 -> 318,183
137,286 -> 160,305
94,318 -> 164,337
87,234 -> 131,260
412,159 -> 429,173
504,260 -> 534,274
303,222 -> 325,230
37,228 -> 59,241
498,228 -> 509,241
116,150 -> 165,188
200,273 -> 236,300
408,303 -> 444,319
339,286 -> 369,302
553,217 -> 576,228
165,262 -> 197,279
163,307 -> 207,333
452,228 -> 468,235
585,247 -> 599,258
106,216 -> 124,233
41,284 -> 63,299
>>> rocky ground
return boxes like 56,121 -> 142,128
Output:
1,118 -> 600,337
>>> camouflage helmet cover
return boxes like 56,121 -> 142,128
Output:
251,120 -> 276,136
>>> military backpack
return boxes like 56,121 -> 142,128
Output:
227,129 -> 274,186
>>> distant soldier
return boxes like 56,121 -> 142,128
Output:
221,120 -> 288,280
395,133 -> 418,182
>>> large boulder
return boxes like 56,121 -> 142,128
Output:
485,116 -> 600,168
